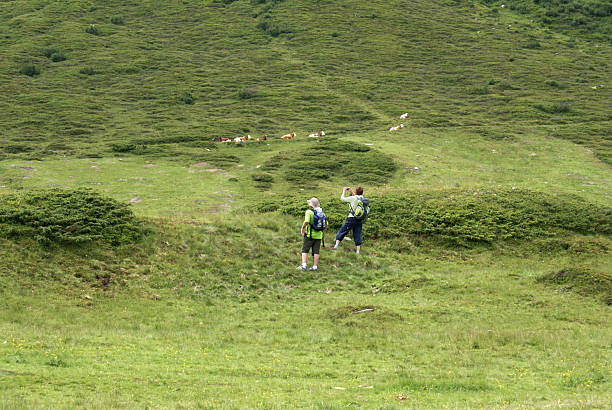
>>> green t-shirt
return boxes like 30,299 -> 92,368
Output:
304,209 -> 323,239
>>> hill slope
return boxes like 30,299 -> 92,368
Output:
1,0 -> 610,162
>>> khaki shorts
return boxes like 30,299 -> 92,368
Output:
301,236 -> 321,255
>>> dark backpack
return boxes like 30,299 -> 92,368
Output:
311,209 -> 327,232
350,197 -> 370,220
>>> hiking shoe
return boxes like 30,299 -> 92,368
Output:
309,266 -> 318,271
296,265 -> 307,271
330,246 -> 338,251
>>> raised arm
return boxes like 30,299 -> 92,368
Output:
341,187 -> 354,202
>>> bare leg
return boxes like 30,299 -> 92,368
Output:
313,253 -> 320,266
301,253 -> 308,265
356,245 -> 361,254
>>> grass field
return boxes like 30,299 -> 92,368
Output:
1,0 -> 611,408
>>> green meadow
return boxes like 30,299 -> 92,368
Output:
1,0 -> 611,408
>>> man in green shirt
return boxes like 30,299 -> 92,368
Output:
298,197 -> 327,271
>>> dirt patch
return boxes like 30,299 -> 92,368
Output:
0,369 -> 29,376
190,162 -> 222,172
204,204 -> 232,213
326,305 -> 404,325
11,165 -> 36,172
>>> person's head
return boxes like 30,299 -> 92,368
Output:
307,197 -> 320,209
355,186 -> 363,195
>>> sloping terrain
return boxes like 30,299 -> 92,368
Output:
0,0 -> 611,408
0,0 -> 610,161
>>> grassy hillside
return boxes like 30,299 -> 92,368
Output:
1,0 -> 611,408
1,0 -> 611,162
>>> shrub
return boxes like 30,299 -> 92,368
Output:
534,102 -> 571,113
263,138 -> 395,185
469,86 -> 490,95
181,91 -> 195,105
85,24 -> 100,35
3,143 -> 34,154
237,87 -> 258,99
110,142 -> 139,153
538,267 -> 612,304
255,189 -> 612,243
110,16 -> 124,25
20,64 -> 40,77
79,67 -> 96,75
50,51 -> 66,62
257,20 -> 292,37
43,48 -> 66,62
252,173 -> 274,190
524,39 -> 541,49
0,190 -> 142,245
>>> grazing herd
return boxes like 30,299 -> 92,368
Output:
389,113 -> 408,131
213,113 -> 409,143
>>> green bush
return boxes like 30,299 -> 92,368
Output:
110,16 -> 124,25
263,138 -> 396,185
85,24 -> 100,35
3,143 -> 34,154
251,173 -> 274,189
181,91 -> 195,105
534,102 -> 571,113
110,142 -> 139,153
0,190 -> 142,245
79,67 -> 96,75
255,189 -> 612,243
43,48 -> 66,62
257,20 -> 292,37
538,267 -> 612,304
20,64 -> 40,77
237,87 -> 258,99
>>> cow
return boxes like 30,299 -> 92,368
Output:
233,135 -> 252,143
389,124 -> 404,131
308,131 -> 325,138
257,135 -> 267,141
400,113 -> 409,119
281,132 -> 296,139
218,137 -> 230,142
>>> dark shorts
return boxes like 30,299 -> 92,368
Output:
301,236 -> 321,255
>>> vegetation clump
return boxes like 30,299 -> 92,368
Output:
181,91 -> 195,105
20,64 -> 40,77
479,0 -> 612,40
43,48 -> 66,62
251,173 -> 274,189
0,189 -> 142,245
85,24 -> 100,35
257,189 -> 611,243
538,267 -> 612,304
79,67 -> 96,75
263,138 -> 396,185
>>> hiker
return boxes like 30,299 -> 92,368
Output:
331,186 -> 369,254
297,197 -> 327,271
